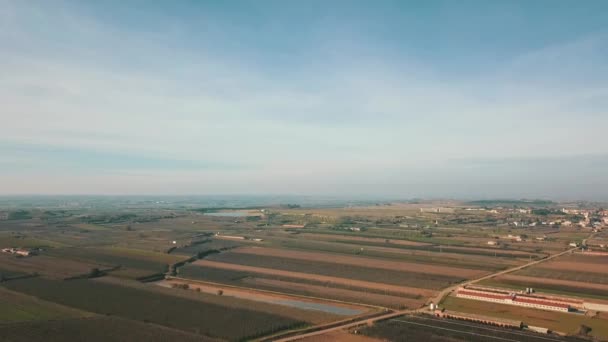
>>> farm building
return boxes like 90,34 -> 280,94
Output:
282,224 -> 306,228
456,288 -> 571,313
433,309 -> 523,329
214,233 -> 245,240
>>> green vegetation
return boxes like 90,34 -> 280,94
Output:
3,277 -> 305,341
46,247 -> 181,279
0,317 -> 212,342
0,287 -> 90,323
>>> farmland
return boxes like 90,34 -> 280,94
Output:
2,277 -> 306,341
1,197 -> 606,341
204,251 -> 467,289
359,315 -> 585,342
0,287 -> 92,324
479,252 -> 608,302
0,317 -> 215,342
441,296 -> 608,338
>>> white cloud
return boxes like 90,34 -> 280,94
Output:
1,1 -> 607,197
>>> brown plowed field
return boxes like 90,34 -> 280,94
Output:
362,245 -> 519,267
432,245 -> 538,258
193,260 -> 434,298
536,260 -> 608,274
245,278 -> 425,309
569,254 -> 608,264
233,247 -> 484,278
498,274 -> 608,291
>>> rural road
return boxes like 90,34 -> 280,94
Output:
274,244 -> 583,342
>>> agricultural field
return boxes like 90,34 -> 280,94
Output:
0,197 -> 604,341
2,277 -> 306,341
0,317 -> 214,342
46,246 -> 184,279
0,254 -> 106,279
204,250 -> 467,289
480,253 -> 608,301
359,315 -> 586,342
0,287 -> 92,324
441,296 -> 608,339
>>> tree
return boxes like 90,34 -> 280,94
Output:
217,290 -> 223,296
578,324 -> 592,336
89,268 -> 103,278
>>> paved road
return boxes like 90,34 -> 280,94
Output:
275,244 -> 583,342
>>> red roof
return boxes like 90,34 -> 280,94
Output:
513,297 -> 570,309
518,294 -> 581,305
458,290 -> 509,301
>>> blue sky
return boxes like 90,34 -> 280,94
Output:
1,0 -> 607,199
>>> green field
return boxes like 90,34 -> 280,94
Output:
3,277 -> 305,341
0,317 -> 213,342
0,287 -> 91,324
46,247 -> 183,279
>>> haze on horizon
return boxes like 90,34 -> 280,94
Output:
1,0 -> 607,200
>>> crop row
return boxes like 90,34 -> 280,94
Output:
2,277 -> 304,341
207,252 -> 464,289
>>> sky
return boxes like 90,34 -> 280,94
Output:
1,0 -> 607,199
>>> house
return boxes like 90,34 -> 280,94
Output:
487,241 -> 499,246
562,221 -> 572,227
569,242 -> 579,247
